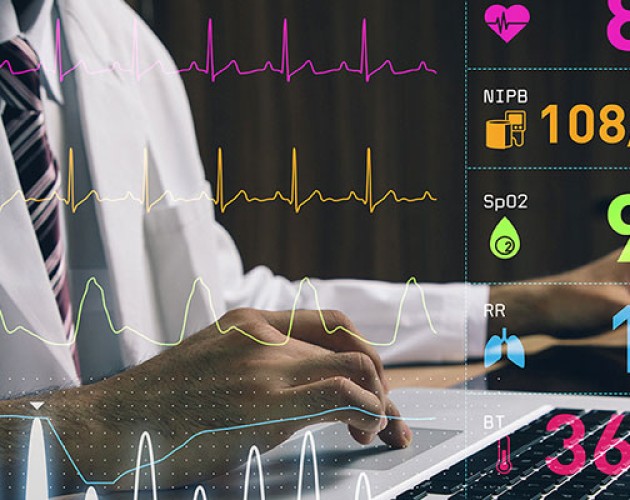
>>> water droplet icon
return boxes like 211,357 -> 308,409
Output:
490,216 -> 521,259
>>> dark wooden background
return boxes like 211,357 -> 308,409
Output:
124,0 -> 629,284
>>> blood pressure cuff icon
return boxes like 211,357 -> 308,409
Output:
484,327 -> 525,368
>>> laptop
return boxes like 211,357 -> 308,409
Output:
51,346 -> 630,499
169,388 -> 626,500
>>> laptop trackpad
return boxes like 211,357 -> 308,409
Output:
271,424 -> 461,472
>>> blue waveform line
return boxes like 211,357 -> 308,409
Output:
2,408 -> 434,486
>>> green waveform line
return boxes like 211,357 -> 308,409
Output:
0,276 -> 437,348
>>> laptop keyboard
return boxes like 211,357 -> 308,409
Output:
394,408 -> 630,499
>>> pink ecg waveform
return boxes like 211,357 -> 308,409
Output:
0,18 -> 437,83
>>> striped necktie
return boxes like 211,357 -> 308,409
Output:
0,37 -> 79,376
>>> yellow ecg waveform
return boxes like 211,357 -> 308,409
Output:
0,276 -> 437,348
0,148 -> 437,214
215,148 -> 437,213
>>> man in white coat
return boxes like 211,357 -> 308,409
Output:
1,0 -> 629,495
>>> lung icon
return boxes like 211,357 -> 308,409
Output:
484,327 -> 525,368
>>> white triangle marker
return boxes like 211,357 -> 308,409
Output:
29,401 -> 45,410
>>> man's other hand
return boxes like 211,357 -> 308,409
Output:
489,249 -> 630,337
34,308 -> 410,492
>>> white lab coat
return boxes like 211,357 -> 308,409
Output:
0,0 -> 488,397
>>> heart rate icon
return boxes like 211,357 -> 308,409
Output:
485,4 -> 530,44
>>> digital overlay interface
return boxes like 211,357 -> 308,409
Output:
3,1 -> 630,499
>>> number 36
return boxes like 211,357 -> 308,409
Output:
546,413 -> 630,476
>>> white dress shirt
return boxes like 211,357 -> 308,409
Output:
0,0 -> 490,388
1,0 -> 125,379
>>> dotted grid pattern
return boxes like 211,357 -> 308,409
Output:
464,6 -> 630,402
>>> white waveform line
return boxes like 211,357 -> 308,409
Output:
354,473 -> 372,500
0,275 -> 437,348
242,430 -> 373,500
193,485 -> 209,500
134,431 -> 158,500
25,418 -> 48,500
23,418 -> 375,500
123,429 -> 371,500
297,431 -> 320,500
85,486 -> 99,499
244,444 -> 266,500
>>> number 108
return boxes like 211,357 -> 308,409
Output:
541,104 -> 630,147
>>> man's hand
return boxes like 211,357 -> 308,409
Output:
489,249 -> 630,337
1,308 -> 410,494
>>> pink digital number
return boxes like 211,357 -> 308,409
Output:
547,413 -> 630,476
594,414 -> 630,475
608,0 -> 630,51
546,414 -> 586,476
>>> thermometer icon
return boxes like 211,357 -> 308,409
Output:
496,436 -> 513,475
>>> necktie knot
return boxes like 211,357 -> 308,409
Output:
0,36 -> 42,110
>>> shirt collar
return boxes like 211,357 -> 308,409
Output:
0,0 -> 63,104
0,2 -> 21,43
